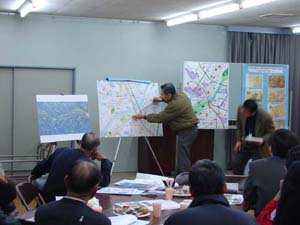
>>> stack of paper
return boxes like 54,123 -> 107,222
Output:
97,187 -> 144,195
115,199 -> 180,211
224,194 -> 244,205
109,215 -> 149,225
115,179 -> 158,190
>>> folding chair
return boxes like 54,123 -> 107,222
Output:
15,181 -> 45,211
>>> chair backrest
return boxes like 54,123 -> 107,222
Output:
15,181 -> 45,211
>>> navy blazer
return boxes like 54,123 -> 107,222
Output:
164,195 -> 258,225
31,147 -> 112,202
35,198 -> 111,225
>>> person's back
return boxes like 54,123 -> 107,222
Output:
165,160 -> 258,225
35,160 -> 111,225
35,198 -> 110,225
245,157 -> 286,213
32,132 -> 112,202
165,195 -> 257,225
243,129 -> 299,214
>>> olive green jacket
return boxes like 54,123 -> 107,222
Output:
145,92 -> 199,132
236,106 -> 275,143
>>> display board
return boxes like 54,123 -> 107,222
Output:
242,64 -> 289,129
36,95 -> 91,143
97,80 -> 163,138
183,61 -> 229,129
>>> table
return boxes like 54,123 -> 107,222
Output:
18,193 -> 185,225
18,192 -> 242,225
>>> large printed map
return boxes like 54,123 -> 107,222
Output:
36,95 -> 91,143
97,80 -> 163,137
183,62 -> 229,129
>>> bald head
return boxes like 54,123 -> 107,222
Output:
66,160 -> 102,197
81,132 -> 100,152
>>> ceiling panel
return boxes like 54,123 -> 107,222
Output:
0,0 -> 300,27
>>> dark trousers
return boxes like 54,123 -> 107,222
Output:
232,144 -> 263,175
176,126 -> 198,173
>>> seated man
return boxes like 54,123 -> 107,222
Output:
31,132 -> 112,202
164,160 -> 258,225
243,129 -> 299,215
35,160 -> 111,225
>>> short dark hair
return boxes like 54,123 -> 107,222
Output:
243,99 -> 258,113
161,83 -> 176,95
67,160 -> 101,195
81,132 -> 100,152
268,129 -> 299,158
189,159 -> 225,196
274,161 -> 300,225
286,145 -> 300,169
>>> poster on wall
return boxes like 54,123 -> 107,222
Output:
183,61 -> 229,129
36,95 -> 91,143
97,80 -> 163,138
242,64 -> 289,129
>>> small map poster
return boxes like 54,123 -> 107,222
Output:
242,64 -> 289,129
97,80 -> 163,138
36,95 -> 91,143
183,62 -> 229,129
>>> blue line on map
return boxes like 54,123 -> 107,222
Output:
106,77 -> 151,84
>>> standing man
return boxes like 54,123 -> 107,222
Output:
233,99 -> 275,175
133,83 -> 199,174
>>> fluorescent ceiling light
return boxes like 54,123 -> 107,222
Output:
292,27 -> 300,34
199,3 -> 240,19
18,0 -> 34,17
193,0 -> 233,11
12,0 -> 26,10
241,0 -> 278,9
162,11 -> 190,20
161,0 -> 232,20
166,14 -> 198,26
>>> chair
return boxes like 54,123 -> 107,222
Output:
16,181 -> 45,211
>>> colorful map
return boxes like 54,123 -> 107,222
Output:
97,80 -> 163,138
183,62 -> 229,129
36,95 -> 91,143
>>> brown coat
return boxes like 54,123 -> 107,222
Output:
236,106 -> 275,157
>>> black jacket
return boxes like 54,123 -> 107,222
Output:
164,195 -> 258,225
35,198 -> 111,225
31,147 -> 112,202
244,156 -> 286,214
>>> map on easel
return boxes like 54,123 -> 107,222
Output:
97,80 -> 163,138
183,61 -> 229,129
36,95 -> 91,143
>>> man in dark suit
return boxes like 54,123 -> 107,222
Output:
243,129 -> 299,215
35,160 -> 111,225
31,132 -> 112,202
233,99 -> 275,175
164,160 -> 258,225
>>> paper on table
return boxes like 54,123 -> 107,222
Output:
109,215 -> 149,225
115,179 -> 159,190
97,187 -> 144,195
26,217 -> 35,222
226,183 -> 239,193
224,194 -> 244,205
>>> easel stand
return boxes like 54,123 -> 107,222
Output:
111,137 -> 165,177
